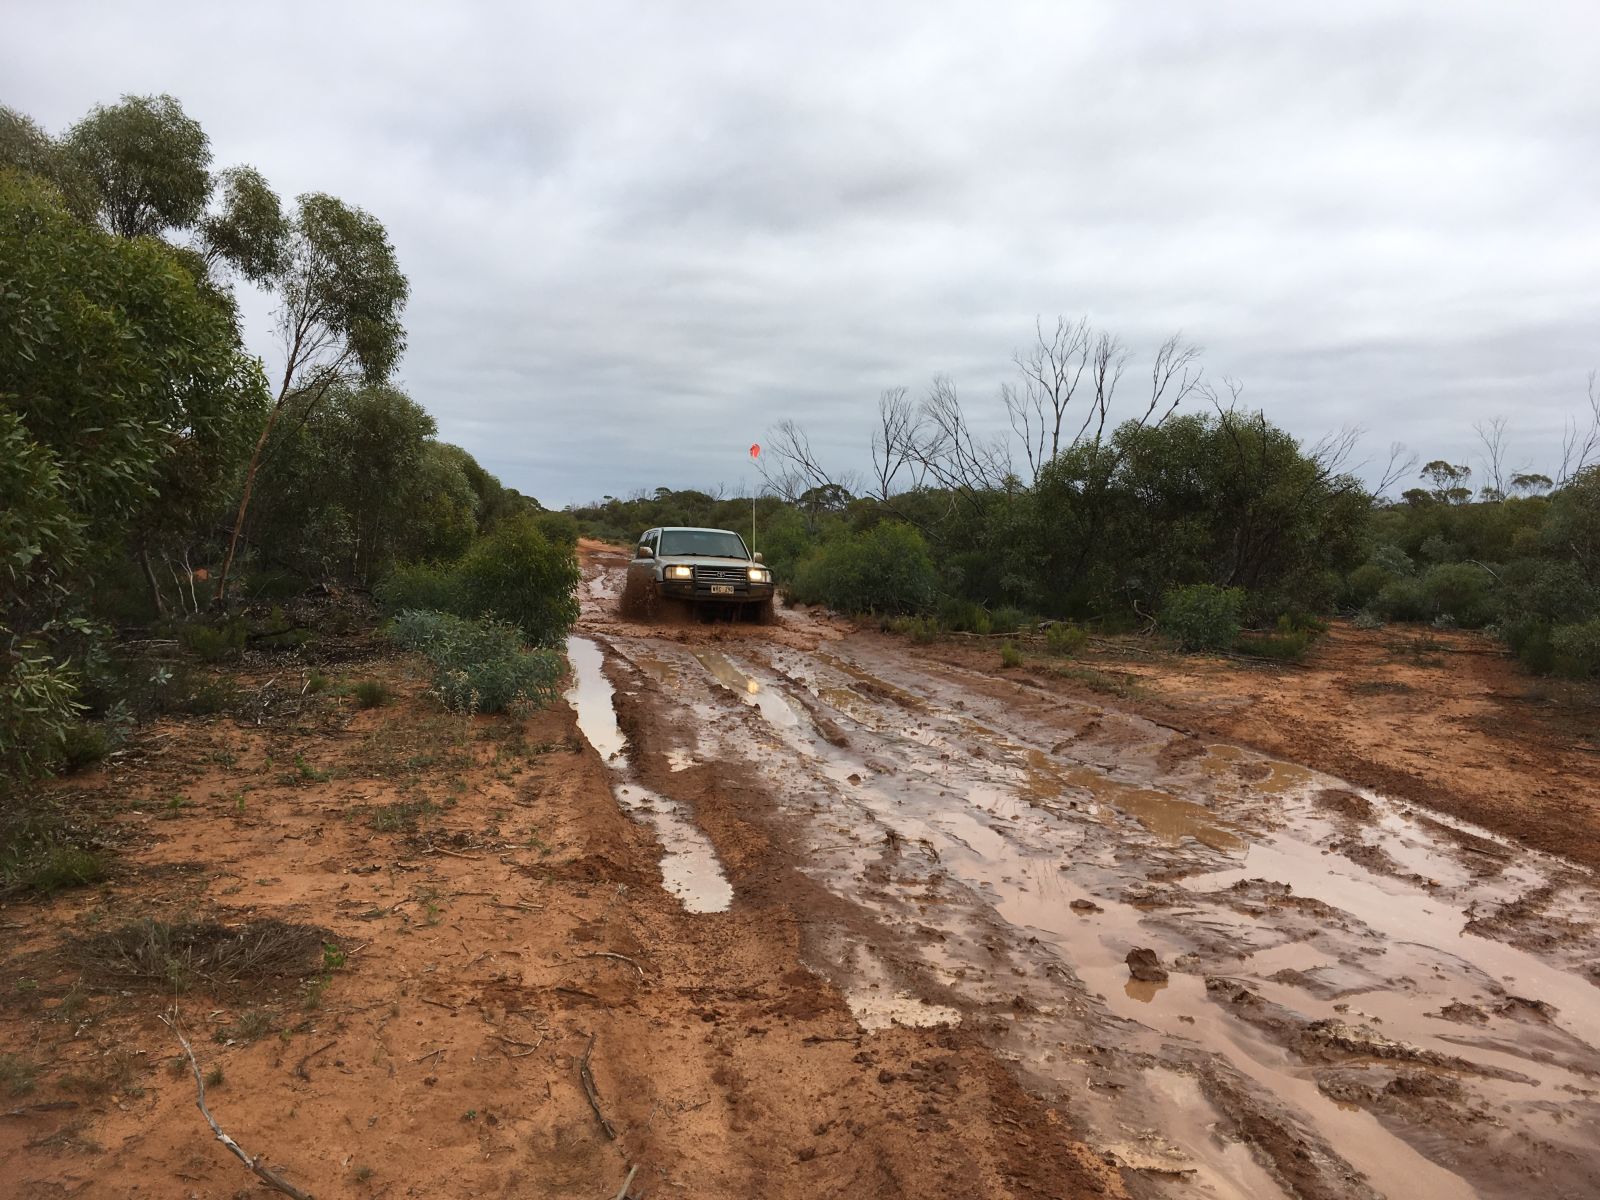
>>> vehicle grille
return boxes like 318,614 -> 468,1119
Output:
695,566 -> 747,585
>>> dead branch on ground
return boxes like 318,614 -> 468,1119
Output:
161,1012 -> 314,1200
579,1034 -> 617,1140
577,951 -> 646,978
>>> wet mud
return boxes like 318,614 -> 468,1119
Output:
571,544 -> 1600,1199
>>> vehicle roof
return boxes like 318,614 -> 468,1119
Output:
654,526 -> 743,534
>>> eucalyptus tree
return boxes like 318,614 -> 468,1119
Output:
213,194 -> 409,602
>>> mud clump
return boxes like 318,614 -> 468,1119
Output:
1315,788 -> 1373,821
1434,1001 -> 1489,1024
1126,947 -> 1168,983
1069,898 -> 1102,914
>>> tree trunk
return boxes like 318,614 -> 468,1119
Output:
212,400 -> 284,608
139,546 -> 167,617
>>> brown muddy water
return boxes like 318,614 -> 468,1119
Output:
568,593 -> 1600,1199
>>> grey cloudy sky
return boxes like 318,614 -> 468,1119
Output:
8,1 -> 1599,505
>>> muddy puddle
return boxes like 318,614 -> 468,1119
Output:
564,636 -> 731,913
580,576 -> 1600,1198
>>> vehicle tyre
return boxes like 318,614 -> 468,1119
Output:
749,595 -> 776,625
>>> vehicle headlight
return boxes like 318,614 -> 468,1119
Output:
666,565 -> 694,580
748,567 -> 771,582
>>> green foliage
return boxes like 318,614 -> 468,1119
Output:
453,517 -> 580,647
353,679 -> 391,709
65,94 -> 212,239
199,165 -> 287,283
1045,622 -> 1088,657
999,642 -> 1024,669
1,168 -> 266,780
180,616 -> 247,663
1419,562 -> 1495,628
1027,411 -> 1368,619
1159,585 -> 1244,652
1551,619 -> 1600,679
57,722 -> 110,773
936,597 -> 992,634
1,799 -> 107,897
1372,577 -> 1430,623
253,384 -> 469,584
791,522 -> 936,615
1235,612 -> 1326,662
390,610 -> 565,714
989,606 -> 1029,635
531,511 -> 579,548
887,615 -> 939,644
375,562 -> 465,616
282,193 -> 410,387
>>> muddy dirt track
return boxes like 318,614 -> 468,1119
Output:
574,541 -> 1600,1199
2,543 -> 1598,1200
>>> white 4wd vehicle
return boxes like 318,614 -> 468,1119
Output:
620,526 -> 775,621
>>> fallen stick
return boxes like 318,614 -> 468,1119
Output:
426,846 -> 483,861
577,951 -> 646,978
294,1039 -> 338,1082
161,1012 -> 314,1200
492,1033 -> 544,1058
613,1164 -> 638,1200
579,1034 -> 617,1140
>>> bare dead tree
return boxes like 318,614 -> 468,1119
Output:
761,420 -> 846,501
870,387 -> 921,501
1558,371 -> 1600,485
1005,315 -> 1091,481
1474,415 -> 1510,500
1374,442 -> 1420,500
1305,424 -> 1364,481
907,375 -> 1013,510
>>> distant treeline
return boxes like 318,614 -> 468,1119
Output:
568,319 -> 1600,678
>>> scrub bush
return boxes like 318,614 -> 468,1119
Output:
1158,585 -> 1244,652
390,610 -> 564,714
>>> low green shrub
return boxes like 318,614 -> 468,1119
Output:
1044,622 -> 1088,656
390,610 -> 564,714
1371,577 -> 1430,623
790,522 -> 937,615
935,597 -> 990,634
57,722 -> 110,772
1158,585 -> 1244,652
1,799 -> 108,897
352,679 -> 391,709
888,615 -> 939,644
1551,619 -> 1600,679
180,616 -> 247,663
1420,562 -> 1495,628
374,562 -> 464,616
1235,630 -> 1312,661
999,642 -> 1023,669
455,517 -> 580,648
989,606 -> 1030,635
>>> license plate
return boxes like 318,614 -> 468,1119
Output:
709,584 -> 735,595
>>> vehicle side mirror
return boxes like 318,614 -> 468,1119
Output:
753,552 -> 764,563
638,544 -> 654,559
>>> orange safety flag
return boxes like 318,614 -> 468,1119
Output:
749,443 -> 761,459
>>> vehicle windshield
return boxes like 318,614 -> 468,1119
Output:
658,529 -> 749,559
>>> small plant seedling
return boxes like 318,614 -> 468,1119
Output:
295,754 -> 330,783
205,1065 -> 224,1088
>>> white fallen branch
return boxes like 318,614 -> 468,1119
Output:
160,1011 -> 315,1200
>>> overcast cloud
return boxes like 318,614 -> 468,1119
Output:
7,1 -> 1599,505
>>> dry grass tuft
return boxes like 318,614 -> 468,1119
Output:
75,918 -> 331,995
